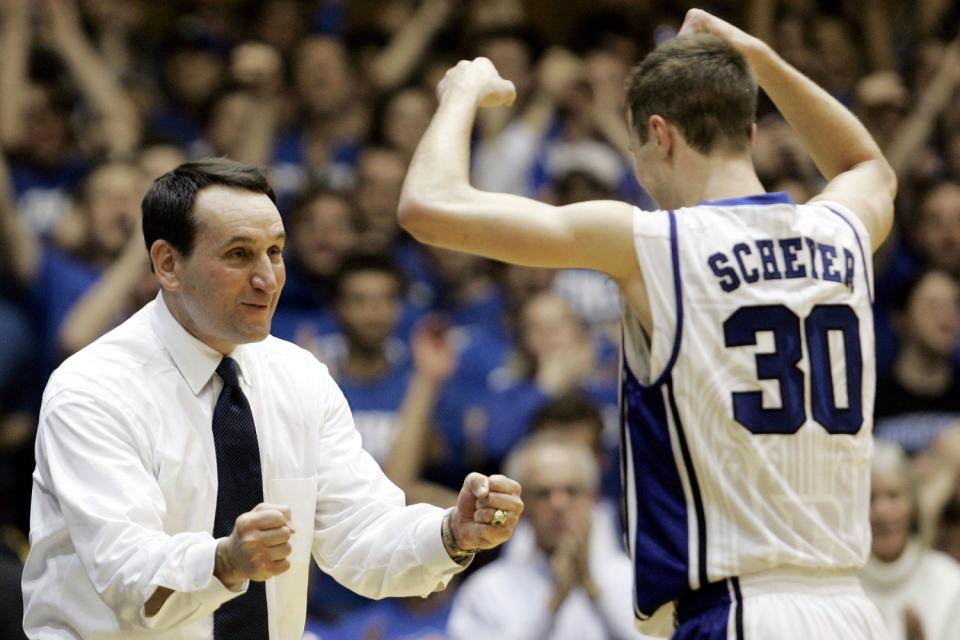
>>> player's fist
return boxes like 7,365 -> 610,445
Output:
214,503 -> 295,587
678,8 -> 760,55
437,58 -> 516,108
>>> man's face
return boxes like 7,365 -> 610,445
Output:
335,271 -> 401,352
917,184 -> 960,274
295,37 -> 352,115
355,150 -> 406,245
174,186 -> 286,353
519,293 -> 585,358
524,445 -> 596,554
291,195 -> 357,278
899,271 -> 960,358
869,470 -> 912,563
86,164 -> 146,258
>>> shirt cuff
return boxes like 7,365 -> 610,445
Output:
141,538 -> 248,627
414,508 -> 466,574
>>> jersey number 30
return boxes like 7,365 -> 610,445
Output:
723,304 -> 862,435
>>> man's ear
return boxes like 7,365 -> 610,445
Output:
150,240 -> 182,292
750,122 -> 758,146
648,115 -> 673,161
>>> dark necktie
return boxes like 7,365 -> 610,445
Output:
211,356 -> 268,639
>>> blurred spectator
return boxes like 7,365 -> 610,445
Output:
28,160 -> 147,369
503,393 -> 623,560
325,252 -> 410,464
306,584 -> 457,640
1,0 -> 139,235
874,268 -> 960,454
149,21 -> 229,149
935,497 -> 960,562
860,441 -> 960,640
447,435 -> 648,639
306,252 -> 413,622
271,189 -> 358,344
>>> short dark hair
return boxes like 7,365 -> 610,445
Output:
531,393 -> 604,451
141,158 -> 276,257
331,251 -> 407,300
626,33 -> 756,154
287,187 -> 357,234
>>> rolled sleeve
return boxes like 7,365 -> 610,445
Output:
310,369 -> 466,599
36,386 -> 238,630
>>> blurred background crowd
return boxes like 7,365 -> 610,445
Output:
0,0 -> 958,638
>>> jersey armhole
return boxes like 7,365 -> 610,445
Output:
624,208 -> 683,388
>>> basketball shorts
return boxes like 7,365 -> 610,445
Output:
672,567 -> 889,639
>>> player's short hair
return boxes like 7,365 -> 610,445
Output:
626,33 -> 757,155
141,157 -> 276,258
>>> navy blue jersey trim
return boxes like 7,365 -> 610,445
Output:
732,577 -> 745,639
822,204 -> 874,304
667,374 -> 708,587
698,192 -> 794,207
647,210 -> 684,387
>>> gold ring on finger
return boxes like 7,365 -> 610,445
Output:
491,509 -> 507,527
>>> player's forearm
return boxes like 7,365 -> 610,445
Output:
745,42 -> 892,182
398,92 -> 478,240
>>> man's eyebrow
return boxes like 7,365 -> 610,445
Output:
222,232 -> 286,246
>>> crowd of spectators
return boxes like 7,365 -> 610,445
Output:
0,0 -> 959,638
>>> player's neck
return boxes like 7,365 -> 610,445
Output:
674,153 -> 766,208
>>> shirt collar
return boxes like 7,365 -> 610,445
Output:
149,292 -> 252,395
697,191 -> 794,207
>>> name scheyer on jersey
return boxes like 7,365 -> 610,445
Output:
619,192 -> 875,619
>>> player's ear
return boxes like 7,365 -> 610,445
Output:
151,239 -> 183,292
648,115 -> 672,160
750,122 -> 758,146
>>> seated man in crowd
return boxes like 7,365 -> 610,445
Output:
448,434 -> 649,639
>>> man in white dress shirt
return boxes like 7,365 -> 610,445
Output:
448,435 -> 648,639
21,158 -> 523,639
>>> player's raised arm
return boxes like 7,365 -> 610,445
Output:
679,9 -> 896,251
398,58 -> 636,280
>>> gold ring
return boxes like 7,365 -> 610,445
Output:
491,509 -> 507,527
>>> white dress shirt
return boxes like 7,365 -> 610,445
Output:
447,534 -> 653,640
22,294 -> 463,639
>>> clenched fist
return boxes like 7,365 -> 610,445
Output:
214,503 -> 295,588
437,57 -> 517,109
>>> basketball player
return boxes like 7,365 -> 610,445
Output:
398,9 -> 895,640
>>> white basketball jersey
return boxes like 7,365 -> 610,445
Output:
620,192 -> 875,619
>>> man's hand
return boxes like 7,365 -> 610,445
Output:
548,508 -> 596,611
677,8 -> 765,59
437,57 -> 516,109
214,503 -> 295,588
448,473 -> 523,553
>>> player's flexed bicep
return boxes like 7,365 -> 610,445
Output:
398,56 -> 640,280
401,190 -> 637,275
